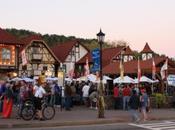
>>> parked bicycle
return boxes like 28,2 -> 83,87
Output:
20,97 -> 55,121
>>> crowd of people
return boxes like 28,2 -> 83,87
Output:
0,76 -> 168,123
113,84 -> 150,122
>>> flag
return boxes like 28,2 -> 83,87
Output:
21,49 -> 27,65
152,58 -> 156,79
84,57 -> 90,76
137,58 -> 141,83
119,57 -> 124,80
68,62 -> 74,78
161,58 -> 168,80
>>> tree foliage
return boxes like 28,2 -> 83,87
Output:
6,28 -> 112,50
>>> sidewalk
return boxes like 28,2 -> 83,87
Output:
1,106 -> 175,129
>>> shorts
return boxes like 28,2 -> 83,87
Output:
34,97 -> 42,110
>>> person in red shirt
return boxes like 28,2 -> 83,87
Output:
113,85 -> 120,109
122,85 -> 131,110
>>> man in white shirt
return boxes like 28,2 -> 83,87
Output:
82,82 -> 90,107
33,81 -> 46,121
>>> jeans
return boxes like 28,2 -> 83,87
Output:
65,96 -> 71,110
123,96 -> 130,110
129,109 -> 139,121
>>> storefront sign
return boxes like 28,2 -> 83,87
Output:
167,75 -> 175,86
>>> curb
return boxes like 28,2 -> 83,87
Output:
0,118 -> 127,129
1,117 -> 175,129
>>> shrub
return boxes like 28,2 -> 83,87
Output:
153,93 -> 166,108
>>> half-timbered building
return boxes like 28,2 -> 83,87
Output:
0,28 -> 23,78
51,40 -> 89,77
19,35 -> 60,77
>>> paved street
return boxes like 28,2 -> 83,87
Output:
2,123 -> 146,130
1,106 -> 175,129
129,120 -> 175,130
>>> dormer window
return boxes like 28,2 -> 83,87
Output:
31,43 -> 42,61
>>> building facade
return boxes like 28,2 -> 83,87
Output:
19,35 -> 60,77
0,28 -> 22,78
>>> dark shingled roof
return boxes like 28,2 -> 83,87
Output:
0,28 -> 22,45
141,42 -> 154,53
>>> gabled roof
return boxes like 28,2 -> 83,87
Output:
77,47 -> 124,67
103,56 -> 174,75
51,39 -> 89,62
0,28 -> 21,45
76,52 -> 92,64
20,34 -> 43,45
124,46 -> 134,55
141,42 -> 154,53
102,47 -> 124,67
19,35 -> 60,63
19,35 -> 43,53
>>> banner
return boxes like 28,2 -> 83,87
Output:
21,49 -> 27,65
84,57 -> 90,76
91,48 -> 100,72
152,58 -> 156,79
119,57 -> 124,80
68,62 -> 74,78
160,59 -> 168,80
137,58 -> 141,83
167,75 -> 175,86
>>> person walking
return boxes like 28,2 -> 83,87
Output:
128,90 -> 140,123
140,88 -> 150,121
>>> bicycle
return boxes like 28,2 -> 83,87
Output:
21,97 -> 55,121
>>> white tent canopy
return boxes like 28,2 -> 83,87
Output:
76,74 -> 112,84
134,76 -> 155,83
103,75 -> 112,80
46,77 -> 58,81
11,77 -> 23,82
22,77 -> 34,82
113,76 -> 135,84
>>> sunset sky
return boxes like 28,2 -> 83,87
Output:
0,0 -> 174,57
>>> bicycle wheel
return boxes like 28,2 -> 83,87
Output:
21,105 -> 35,121
42,105 -> 55,120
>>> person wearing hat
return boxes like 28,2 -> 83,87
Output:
33,77 -> 46,121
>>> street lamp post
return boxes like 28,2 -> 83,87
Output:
96,29 -> 105,118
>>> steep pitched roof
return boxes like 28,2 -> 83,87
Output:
51,39 -> 89,62
0,28 -> 21,45
20,35 -> 43,44
124,46 -> 134,55
102,47 -> 124,67
141,42 -> 154,53
77,47 -> 124,67
76,52 -> 92,64
19,35 -> 60,63
19,35 -> 43,52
